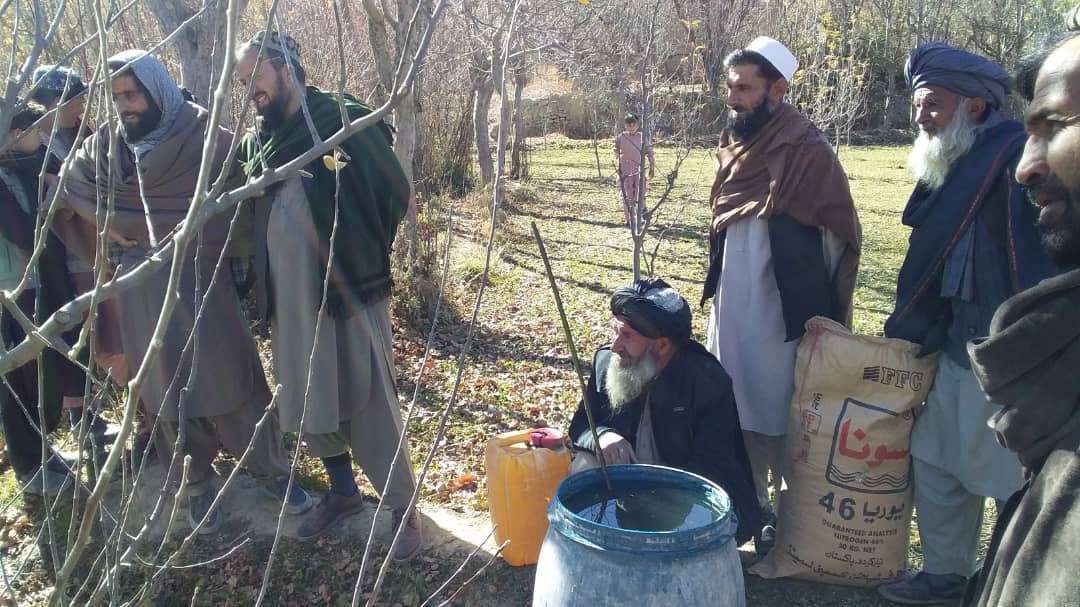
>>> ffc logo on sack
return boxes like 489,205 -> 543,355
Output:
826,399 -> 913,494
861,366 -> 926,391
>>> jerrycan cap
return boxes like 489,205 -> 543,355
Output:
530,427 -> 564,449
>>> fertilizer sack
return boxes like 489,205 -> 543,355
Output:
750,317 -> 938,587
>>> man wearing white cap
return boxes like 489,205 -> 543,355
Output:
701,36 -> 862,556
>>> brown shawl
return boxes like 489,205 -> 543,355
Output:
57,102 -> 234,257
967,268 -> 1080,470
963,268 -> 1080,607
710,103 -> 862,321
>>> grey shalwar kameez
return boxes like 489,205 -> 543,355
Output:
262,177 -> 415,510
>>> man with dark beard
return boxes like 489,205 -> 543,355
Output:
233,31 -> 422,559
569,279 -> 760,546
55,50 -> 311,533
702,36 -> 862,556
878,43 -> 1058,605
961,28 -> 1080,607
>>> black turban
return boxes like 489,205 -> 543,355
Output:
610,279 -> 692,343
905,42 -> 1013,109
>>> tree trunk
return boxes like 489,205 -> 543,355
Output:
474,78 -> 495,186
363,0 -> 432,241
592,107 -> 603,178
509,65 -> 527,180
395,89 -> 420,241
145,0 -> 237,103
497,87 -> 512,179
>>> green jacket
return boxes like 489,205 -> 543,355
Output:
0,168 -> 35,292
238,87 -> 409,318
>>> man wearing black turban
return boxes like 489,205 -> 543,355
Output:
567,279 -> 760,546
880,43 -> 1059,604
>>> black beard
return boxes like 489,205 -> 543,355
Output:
122,103 -> 162,143
1029,173 -> 1080,268
257,71 -> 293,130
257,94 -> 290,130
729,95 -> 774,141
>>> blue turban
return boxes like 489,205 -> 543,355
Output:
905,42 -> 1014,109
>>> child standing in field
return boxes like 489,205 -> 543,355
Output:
613,114 -> 655,225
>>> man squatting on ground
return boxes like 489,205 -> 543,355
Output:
568,278 -> 760,546
54,50 -> 312,532
233,31 -> 423,560
702,36 -> 862,555
962,26 -> 1080,607
878,43 -> 1058,604
613,113 -> 655,225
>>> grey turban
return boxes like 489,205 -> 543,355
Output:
905,42 -> 1014,109
109,49 -> 186,158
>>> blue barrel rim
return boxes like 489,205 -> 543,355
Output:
548,464 -> 738,557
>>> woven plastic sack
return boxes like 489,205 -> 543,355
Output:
750,317 -> 938,587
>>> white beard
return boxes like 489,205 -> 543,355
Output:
907,99 -> 977,191
605,349 -> 660,412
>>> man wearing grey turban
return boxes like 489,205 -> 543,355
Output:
567,279 -> 760,546
880,43 -> 1058,604
54,51 -> 312,534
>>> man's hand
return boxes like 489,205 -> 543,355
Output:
109,230 -> 137,248
598,432 -> 636,465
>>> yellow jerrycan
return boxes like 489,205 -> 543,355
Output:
485,428 -> 571,566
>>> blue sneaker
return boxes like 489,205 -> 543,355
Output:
261,477 -> 313,515
17,465 -> 71,496
878,572 -> 967,605
187,488 -> 221,534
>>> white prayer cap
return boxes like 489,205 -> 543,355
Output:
745,36 -> 798,82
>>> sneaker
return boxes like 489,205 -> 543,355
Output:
259,477 -> 314,515
130,431 -> 157,469
48,451 -> 79,473
71,411 -> 119,447
391,508 -> 424,562
295,492 -> 366,541
878,571 -> 967,605
16,465 -> 71,496
755,508 -> 777,557
186,488 -> 222,534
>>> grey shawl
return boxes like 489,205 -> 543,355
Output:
57,101 -> 266,420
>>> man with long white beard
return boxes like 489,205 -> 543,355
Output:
568,279 -> 759,546
879,43 -> 1058,604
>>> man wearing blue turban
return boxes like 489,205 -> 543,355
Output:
880,43 -> 1059,604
